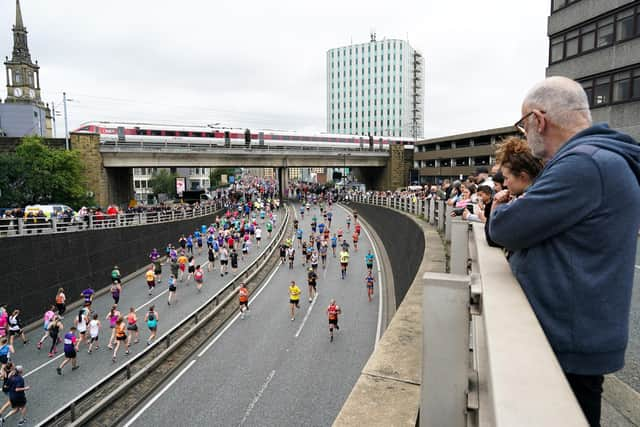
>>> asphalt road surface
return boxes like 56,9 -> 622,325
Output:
6,209 -> 284,426
123,202 -> 382,427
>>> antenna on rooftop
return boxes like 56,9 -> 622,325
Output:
370,29 -> 376,42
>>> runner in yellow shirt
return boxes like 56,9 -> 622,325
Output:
288,281 -> 301,321
145,266 -> 156,296
339,250 -> 350,280
177,253 -> 188,282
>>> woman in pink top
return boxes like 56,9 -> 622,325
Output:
37,305 -> 57,350
0,306 -> 7,338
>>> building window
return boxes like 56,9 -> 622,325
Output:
617,9 -> 635,41
597,18 -> 614,48
565,30 -> 579,57
613,71 -> 632,102
594,76 -> 611,105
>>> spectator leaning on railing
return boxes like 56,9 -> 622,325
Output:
488,76 -> 640,426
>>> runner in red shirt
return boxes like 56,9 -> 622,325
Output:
238,283 -> 249,319
327,299 -> 342,342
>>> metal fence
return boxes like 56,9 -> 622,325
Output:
349,193 -> 587,427
0,200 -> 228,238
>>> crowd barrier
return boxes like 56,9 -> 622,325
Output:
349,193 -> 587,427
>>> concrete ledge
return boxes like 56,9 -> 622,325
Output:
334,207 -> 446,426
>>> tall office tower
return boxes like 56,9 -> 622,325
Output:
326,33 -> 424,139
547,0 -> 640,139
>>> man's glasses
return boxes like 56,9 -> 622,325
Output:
514,110 -> 545,135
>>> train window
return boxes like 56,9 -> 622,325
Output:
151,130 -> 161,136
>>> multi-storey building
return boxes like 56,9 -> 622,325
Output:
326,34 -> 424,139
133,167 -> 210,203
547,0 -> 640,140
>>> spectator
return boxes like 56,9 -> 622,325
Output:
474,166 -> 494,189
493,136 -> 543,198
489,76 -> 640,426
492,170 -> 505,192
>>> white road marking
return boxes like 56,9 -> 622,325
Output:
238,369 -> 276,427
122,359 -> 197,427
294,294 -> 317,338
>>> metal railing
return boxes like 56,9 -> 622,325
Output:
40,205 -> 290,426
349,194 -> 587,427
0,200 -> 228,238
99,140 -> 390,155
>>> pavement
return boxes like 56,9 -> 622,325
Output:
122,202 -> 381,427
4,209 -> 284,426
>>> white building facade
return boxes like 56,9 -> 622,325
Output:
326,36 -> 424,139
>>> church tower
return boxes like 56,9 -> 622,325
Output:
4,0 -> 44,105
0,0 -> 52,137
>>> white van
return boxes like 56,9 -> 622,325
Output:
24,204 -> 74,219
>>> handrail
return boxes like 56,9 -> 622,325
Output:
39,205 -> 290,426
0,200 -> 230,238
347,193 -> 587,427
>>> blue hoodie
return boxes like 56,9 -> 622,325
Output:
489,124 -> 640,375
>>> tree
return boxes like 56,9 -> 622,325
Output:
148,169 -> 178,196
0,136 -> 93,208
209,168 -> 236,188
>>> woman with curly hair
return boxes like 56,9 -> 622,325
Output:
494,136 -> 544,197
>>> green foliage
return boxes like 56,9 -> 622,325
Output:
148,169 -> 178,195
0,136 -> 93,208
209,168 -> 236,187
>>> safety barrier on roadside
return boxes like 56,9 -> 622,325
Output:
39,206 -> 290,427
0,200 -> 229,237
349,194 -> 587,427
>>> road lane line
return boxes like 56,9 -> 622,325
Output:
294,294 -> 317,338
197,262 -> 281,357
122,359 -> 197,427
238,369 -> 276,427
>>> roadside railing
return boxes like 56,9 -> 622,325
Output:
349,193 -> 587,427
39,205 -> 290,426
0,200 -> 228,238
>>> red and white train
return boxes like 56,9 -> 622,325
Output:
73,121 -> 415,150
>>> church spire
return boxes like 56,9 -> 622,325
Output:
11,0 -> 31,63
15,0 -> 25,30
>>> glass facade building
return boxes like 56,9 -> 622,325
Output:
326,37 -> 424,139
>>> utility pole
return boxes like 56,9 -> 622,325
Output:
63,92 -> 69,150
51,101 -> 56,138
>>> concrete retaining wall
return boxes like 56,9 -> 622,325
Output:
350,202 -> 425,307
1,212 -> 221,324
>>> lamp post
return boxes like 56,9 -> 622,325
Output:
63,92 -> 74,150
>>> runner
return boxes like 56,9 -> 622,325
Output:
178,235 -> 187,251
194,265 -> 205,292
87,313 -> 101,354
150,248 -> 162,283
167,274 -> 177,306
337,227 -> 343,243
279,244 -> 287,265
0,339 -> 13,369
307,268 -> 318,302
327,211 -> 333,228
352,231 -> 359,252
293,218 -> 299,230
230,249 -> 239,275
310,250 -> 319,272
145,264 -> 156,296
170,257 -> 179,283
296,227 -> 303,248
319,240 -> 328,268
7,311 -> 27,347
265,221 -> 273,239
177,252 -> 188,282
111,279 -> 122,304
45,316 -> 62,357
331,234 -> 338,257
207,247 -> 216,272
365,250 -> 375,273
57,327 -> 79,375
186,234 -> 194,255
1,365 -> 29,426
105,305 -> 120,349
255,226 -> 262,248
80,287 -> 95,310
36,306 -> 56,351
196,232 -> 204,255
327,299 -> 342,342
287,246 -> 295,270
126,307 -> 139,346
238,283 -> 250,319
346,215 -> 351,230
365,271 -> 376,302
111,317 -> 129,362
187,255 -> 196,282
111,265 -> 121,284
339,249 -> 350,280
355,222 -> 362,236
144,306 -> 159,345
353,210 -> 358,224
289,281 -> 301,321
55,288 -> 66,318
299,205 -> 305,219
219,247 -> 229,276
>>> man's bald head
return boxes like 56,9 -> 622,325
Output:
523,76 -> 592,129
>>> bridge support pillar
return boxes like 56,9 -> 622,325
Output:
72,132 -> 134,208
278,167 -> 289,200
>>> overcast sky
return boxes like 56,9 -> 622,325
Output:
1,0 -> 550,139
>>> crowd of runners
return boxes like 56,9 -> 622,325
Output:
0,189 -> 281,426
